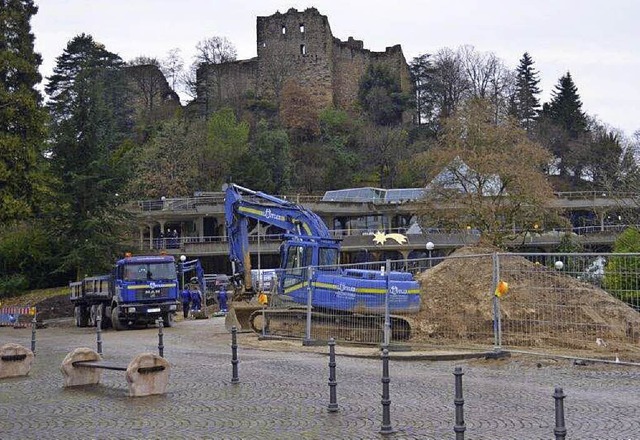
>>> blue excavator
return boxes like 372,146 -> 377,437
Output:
223,183 -> 421,341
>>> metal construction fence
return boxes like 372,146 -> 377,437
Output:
0,306 -> 37,328
256,252 -> 640,361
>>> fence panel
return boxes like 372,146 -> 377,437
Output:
498,252 -> 640,357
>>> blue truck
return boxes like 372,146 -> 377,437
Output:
70,254 -> 181,330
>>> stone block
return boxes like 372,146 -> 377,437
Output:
60,347 -> 102,387
0,343 -> 34,379
126,352 -> 170,397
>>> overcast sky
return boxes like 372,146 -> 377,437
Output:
32,1 -> 640,136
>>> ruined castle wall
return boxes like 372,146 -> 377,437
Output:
195,8 -> 413,121
256,8 -> 334,110
332,42 -> 414,121
196,59 -> 257,114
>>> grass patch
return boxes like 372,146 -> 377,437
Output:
1,286 -> 68,307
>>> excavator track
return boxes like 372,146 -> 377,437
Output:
248,308 -> 413,343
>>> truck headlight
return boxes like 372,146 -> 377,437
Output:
169,304 -> 177,311
128,307 -> 136,313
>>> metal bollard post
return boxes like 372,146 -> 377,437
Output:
157,317 -> 164,357
327,338 -> 339,413
96,312 -> 103,355
31,315 -> 37,355
554,387 -> 567,439
453,366 -> 466,440
231,326 -> 239,384
380,348 -> 394,435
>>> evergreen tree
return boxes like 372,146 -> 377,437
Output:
357,64 -> 409,126
409,53 -> 437,128
0,0 -> 51,223
235,121 -> 290,193
542,72 -> 587,137
45,34 -> 131,278
538,72 -> 589,184
511,52 -> 541,131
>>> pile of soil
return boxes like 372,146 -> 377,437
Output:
2,291 -> 73,324
30,294 -> 74,321
412,245 -> 640,354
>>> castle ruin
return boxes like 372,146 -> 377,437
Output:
195,8 -> 413,120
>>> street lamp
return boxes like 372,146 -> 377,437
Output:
426,241 -> 434,268
179,255 -> 187,289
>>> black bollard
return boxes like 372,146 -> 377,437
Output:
96,312 -> 103,355
380,348 -> 394,435
231,326 -> 239,384
31,315 -> 37,355
157,317 -> 164,357
554,387 -> 567,439
327,338 -> 339,413
453,366 -> 466,440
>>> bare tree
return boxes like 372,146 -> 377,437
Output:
161,48 -> 184,92
413,98 -> 563,247
126,57 -> 167,122
184,36 -> 237,107
358,123 -> 408,188
430,48 -> 470,119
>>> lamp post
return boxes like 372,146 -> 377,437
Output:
179,255 -> 186,290
426,241 -> 434,268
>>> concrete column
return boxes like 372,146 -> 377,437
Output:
196,217 -> 204,241
138,226 -> 145,251
147,223 -> 155,250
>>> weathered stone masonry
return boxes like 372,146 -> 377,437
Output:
195,7 -> 413,120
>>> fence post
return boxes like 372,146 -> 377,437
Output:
554,387 -> 567,439
231,326 -> 239,384
30,314 -> 37,355
383,260 -> 391,348
157,317 -> 164,357
304,266 -> 313,344
327,338 -> 339,413
379,348 -> 395,435
453,366 -> 466,439
96,309 -> 103,355
492,252 -> 502,351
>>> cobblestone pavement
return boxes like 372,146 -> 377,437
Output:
1,317 -> 640,440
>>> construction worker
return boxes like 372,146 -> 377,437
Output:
180,287 -> 191,319
190,285 -> 202,312
218,285 -> 228,313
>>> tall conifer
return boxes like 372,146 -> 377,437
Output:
512,52 -> 541,131
0,0 -> 49,222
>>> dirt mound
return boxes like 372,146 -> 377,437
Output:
32,294 -> 74,321
412,245 -> 640,353
2,289 -> 73,323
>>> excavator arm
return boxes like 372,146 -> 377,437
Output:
224,183 -> 336,291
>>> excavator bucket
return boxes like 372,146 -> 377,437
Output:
225,302 -> 261,332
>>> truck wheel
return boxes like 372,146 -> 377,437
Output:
111,306 -> 123,331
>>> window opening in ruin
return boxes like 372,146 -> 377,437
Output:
282,25 -> 286,35
300,23 -> 305,33
300,44 -> 306,55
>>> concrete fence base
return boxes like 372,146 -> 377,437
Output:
0,343 -> 35,379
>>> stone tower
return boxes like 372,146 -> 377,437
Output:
195,8 -> 413,121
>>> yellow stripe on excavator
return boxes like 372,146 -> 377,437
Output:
239,206 -> 264,217
287,281 -> 420,296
